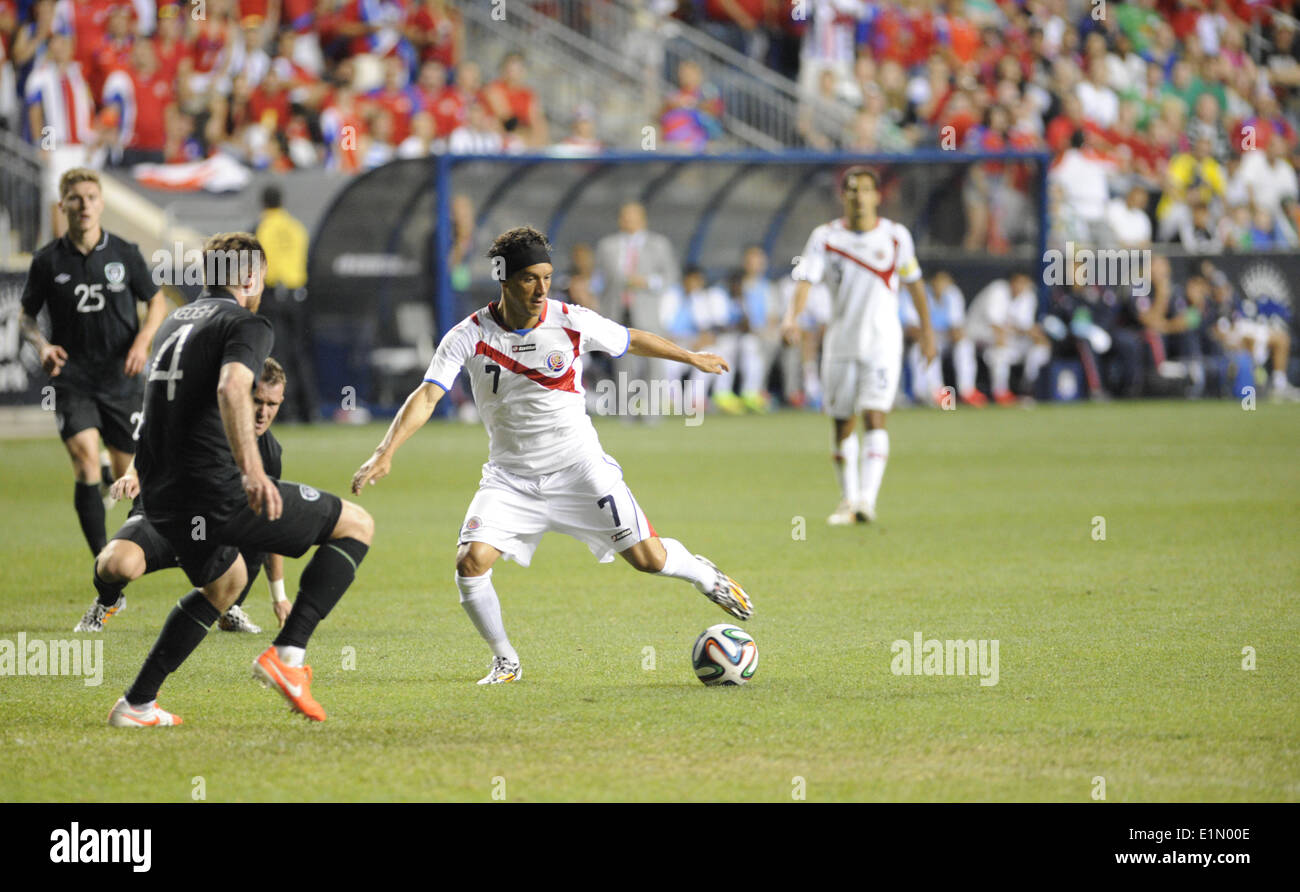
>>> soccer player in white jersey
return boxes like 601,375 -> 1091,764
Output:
351,226 -> 753,685
781,167 -> 936,525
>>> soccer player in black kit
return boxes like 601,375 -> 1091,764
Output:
74,358 -> 293,635
108,233 -> 374,727
19,168 -> 169,558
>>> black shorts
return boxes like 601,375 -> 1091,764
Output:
154,480 -> 342,588
54,376 -> 143,453
112,503 -> 270,579
111,503 -> 181,574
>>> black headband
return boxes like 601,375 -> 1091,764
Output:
496,244 -> 552,280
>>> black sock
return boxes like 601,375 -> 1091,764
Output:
274,538 -> 368,649
124,590 -> 220,706
74,482 -> 107,557
233,560 -> 262,609
93,563 -> 125,607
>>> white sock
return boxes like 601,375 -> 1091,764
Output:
927,354 -> 945,397
987,347 -> 1011,394
275,645 -> 306,668
1272,369 -> 1289,389
834,433 -> 860,504
1025,344 -> 1050,386
954,339 -> 977,394
456,571 -> 519,663
859,429 -> 890,511
803,360 -> 822,401
655,537 -> 714,590
908,344 -> 926,401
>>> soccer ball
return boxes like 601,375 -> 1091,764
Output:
691,624 -> 758,686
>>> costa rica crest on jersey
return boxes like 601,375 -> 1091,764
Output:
464,515 -> 483,532
545,350 -> 567,373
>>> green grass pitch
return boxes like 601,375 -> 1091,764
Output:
0,401 -> 1296,802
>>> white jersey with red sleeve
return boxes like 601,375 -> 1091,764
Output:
792,217 -> 922,360
423,299 -> 631,476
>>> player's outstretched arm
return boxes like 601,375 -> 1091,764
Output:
218,361 -> 281,520
627,328 -> 729,374
352,381 -> 446,494
126,291 -> 170,376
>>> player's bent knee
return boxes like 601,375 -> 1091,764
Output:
455,542 -> 497,577
332,500 -> 374,544
97,541 -> 145,583
622,538 -> 667,574
203,559 -> 248,612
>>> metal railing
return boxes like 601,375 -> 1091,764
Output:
456,0 -> 664,149
521,0 -> 854,149
0,129 -> 44,262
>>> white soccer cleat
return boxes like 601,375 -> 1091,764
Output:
1269,382 -> 1300,403
827,501 -> 856,525
854,502 -> 877,524
694,555 -> 753,621
218,604 -> 262,633
107,697 -> 183,728
74,595 -> 125,632
477,656 -> 521,685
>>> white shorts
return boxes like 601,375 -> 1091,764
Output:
458,452 -> 653,568
1231,319 -> 1273,365
822,353 -> 902,416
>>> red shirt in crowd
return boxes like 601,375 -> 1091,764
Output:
190,22 -> 227,74
365,85 -> 418,144
424,85 -> 465,138
89,33 -> 133,100
68,0 -> 113,70
408,3 -> 462,68
249,82 -> 291,131
482,80 -> 537,127
108,64 -> 172,152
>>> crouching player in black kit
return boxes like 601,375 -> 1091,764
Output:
74,358 -> 293,635
108,233 -> 374,727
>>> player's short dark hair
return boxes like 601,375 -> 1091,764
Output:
262,185 -> 283,209
841,166 -> 879,193
203,232 -> 266,289
260,356 -> 286,388
59,167 -> 101,199
487,226 -> 552,280
488,226 -> 551,259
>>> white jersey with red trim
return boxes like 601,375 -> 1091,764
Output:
423,299 -> 631,476
792,217 -> 922,360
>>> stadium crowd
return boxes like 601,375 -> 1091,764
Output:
1,0 -> 1296,402
3,0 -> 1298,249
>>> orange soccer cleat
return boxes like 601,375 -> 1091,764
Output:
252,646 -> 326,721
